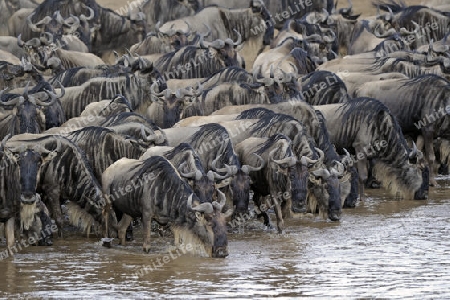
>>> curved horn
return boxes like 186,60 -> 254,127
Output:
212,189 -> 226,211
315,147 -> 325,163
199,31 -> 211,49
194,82 -> 204,97
150,81 -> 164,97
55,11 -> 65,24
409,141 -> 418,159
40,81 -> 64,106
192,202 -> 214,214
27,12 -> 43,32
188,193 -> 214,214
202,23 -> 211,38
323,30 -> 336,43
80,4 -> 95,21
311,168 -> 330,179
36,138 -> 62,155
333,161 -> 345,176
253,65 -> 274,86
17,34 -> 25,47
269,148 -> 296,167
385,6 -> 393,21
207,170 -> 215,182
233,29 -> 242,46
242,153 -> 265,173
0,134 -> 11,152
183,20 -> 191,35
272,155 -> 297,167
187,193 -> 194,210
65,15 -> 80,33
23,81 -> 30,100
342,148 -> 354,167
155,21 -> 161,33
210,39 -> 226,50
178,162 -> 197,179
0,90 -> 22,106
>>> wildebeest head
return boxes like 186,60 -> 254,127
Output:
7,138 -> 61,204
199,29 -> 242,67
269,146 -> 311,214
133,21 -> 193,55
213,152 -> 264,216
133,58 -> 167,91
149,82 -> 201,128
26,4 -> 96,50
185,192 -> 232,258
174,146 -> 217,204
307,148 -> 342,221
0,83 -> 62,135
249,0 -> 274,45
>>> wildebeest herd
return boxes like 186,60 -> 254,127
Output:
0,0 -> 448,258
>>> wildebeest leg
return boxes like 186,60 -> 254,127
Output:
5,217 -> 15,253
280,192 -> 290,219
142,213 -> 152,253
117,214 -> 133,246
421,130 -> 437,186
356,157 -> 368,201
43,187 -> 64,238
253,192 -> 271,228
365,159 -> 381,189
271,195 -> 284,234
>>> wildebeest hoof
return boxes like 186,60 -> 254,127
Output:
125,231 -> 134,241
101,238 -> 114,248
143,246 -> 151,253
291,204 -> 307,214
438,164 -> 449,175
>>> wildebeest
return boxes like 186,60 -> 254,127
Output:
154,31 -> 243,80
315,98 -> 429,200
235,134 -> 308,233
253,38 -> 317,77
148,80 -> 273,128
377,1 -> 450,48
158,0 -> 274,70
300,70 -> 350,105
0,58 -> 39,90
0,135 -> 21,250
234,111 -> 343,221
140,143 -> 218,204
102,156 -> 232,257
6,134 -> 109,237
57,59 -> 164,119
0,0 -> 38,35
63,126 -> 148,181
138,0 -> 201,31
20,0 -> 146,59
2,135 -> 60,235
354,74 -> 450,186
199,0 -> 334,29
163,123 -> 264,217
0,83 -> 64,141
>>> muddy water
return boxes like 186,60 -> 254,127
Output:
0,176 -> 449,299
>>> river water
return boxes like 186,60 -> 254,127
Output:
0,176 -> 449,299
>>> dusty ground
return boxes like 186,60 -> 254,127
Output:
96,0 -> 428,17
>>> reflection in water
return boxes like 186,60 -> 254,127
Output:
0,178 -> 449,299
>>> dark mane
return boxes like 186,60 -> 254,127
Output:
255,133 -> 293,157
165,142 -> 204,172
338,98 -> 410,165
236,108 -> 275,120
373,0 -> 407,13
315,110 -> 341,164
